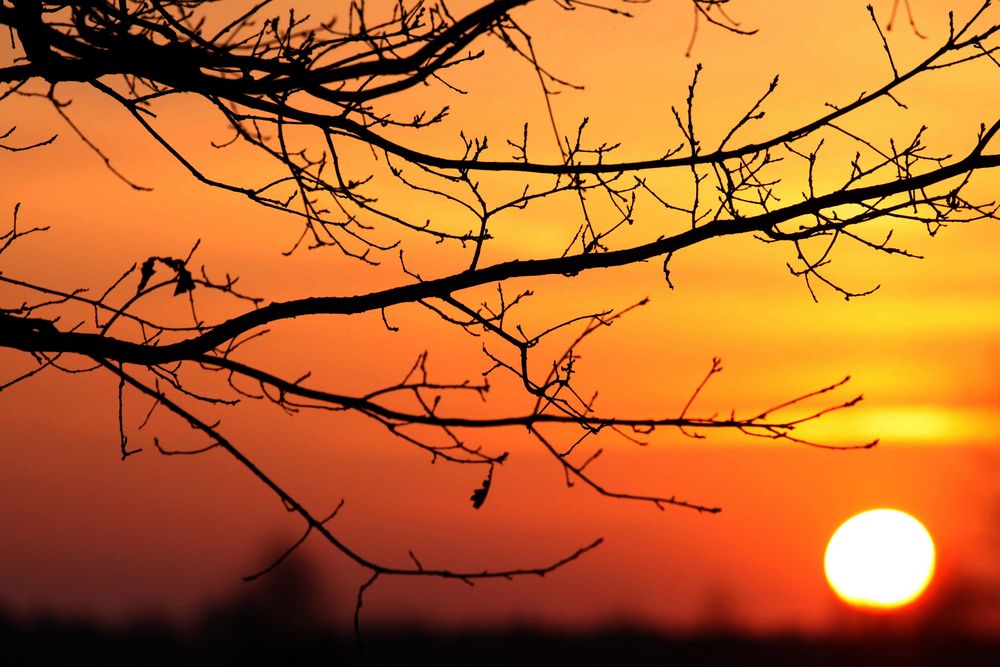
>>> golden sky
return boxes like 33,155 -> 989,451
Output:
0,0 -> 998,634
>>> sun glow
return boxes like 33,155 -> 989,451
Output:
824,509 -> 936,610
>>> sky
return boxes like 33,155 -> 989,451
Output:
0,0 -> 998,636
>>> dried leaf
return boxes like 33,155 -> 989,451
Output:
137,256 -> 195,295
136,257 -> 157,294
172,264 -> 195,295
470,475 -> 491,510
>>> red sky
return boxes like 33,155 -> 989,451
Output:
1,0 -> 998,635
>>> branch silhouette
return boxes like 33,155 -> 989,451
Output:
1,0 -> 997,632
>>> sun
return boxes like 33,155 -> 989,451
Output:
824,509 -> 936,610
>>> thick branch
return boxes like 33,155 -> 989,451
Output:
4,144 -> 996,363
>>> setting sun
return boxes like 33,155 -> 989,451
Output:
824,509 -> 936,610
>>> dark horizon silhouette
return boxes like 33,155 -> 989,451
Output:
4,549 -> 997,665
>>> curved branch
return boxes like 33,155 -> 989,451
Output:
5,142 -> 996,363
97,357 -> 604,579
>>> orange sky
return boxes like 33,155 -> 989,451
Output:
0,0 -> 998,635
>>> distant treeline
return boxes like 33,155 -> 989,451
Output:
2,607 -> 998,667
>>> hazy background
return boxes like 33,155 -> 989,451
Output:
0,0 -> 997,642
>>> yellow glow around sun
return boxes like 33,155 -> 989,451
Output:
824,509 -> 936,610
